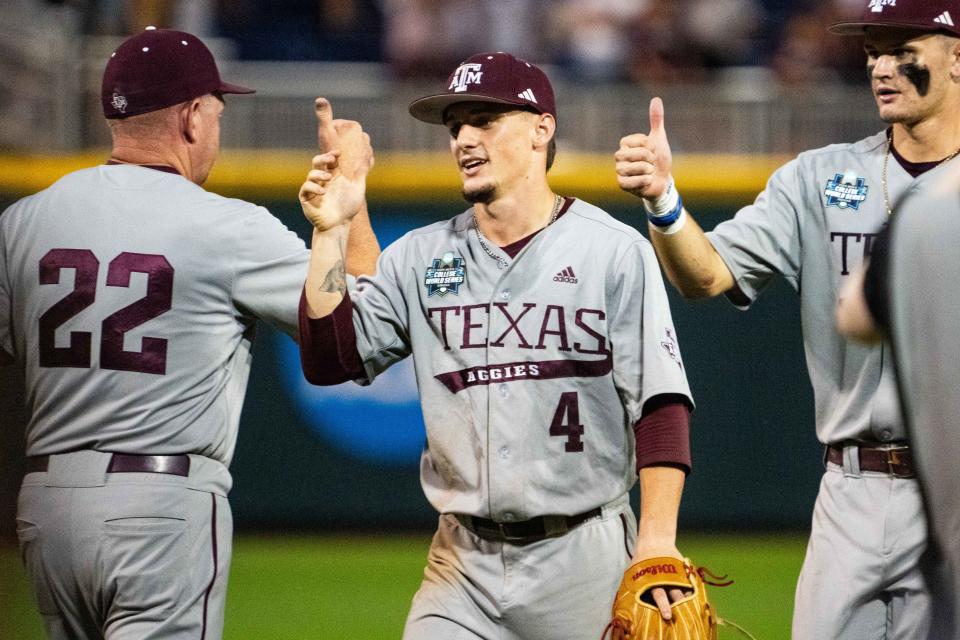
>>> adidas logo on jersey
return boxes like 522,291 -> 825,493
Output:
553,266 -> 578,283
934,11 -> 955,26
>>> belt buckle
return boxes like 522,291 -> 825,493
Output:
496,522 -> 528,543
884,446 -> 912,478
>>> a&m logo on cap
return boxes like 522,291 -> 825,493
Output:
869,0 -> 896,13
449,63 -> 483,93
424,252 -> 466,296
824,171 -> 869,211
111,93 -> 128,114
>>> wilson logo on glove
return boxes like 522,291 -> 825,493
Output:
632,563 -> 678,580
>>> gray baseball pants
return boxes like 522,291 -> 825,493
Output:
16,451 -> 232,640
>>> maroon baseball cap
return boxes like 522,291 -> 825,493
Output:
830,0 -> 960,37
101,26 -> 255,119
409,52 -> 557,124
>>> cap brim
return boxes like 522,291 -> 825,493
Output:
218,80 -> 256,95
828,20 -> 947,35
409,93 -> 531,124
827,21 -> 870,35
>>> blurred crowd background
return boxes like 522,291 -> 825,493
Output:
1,0 -> 882,156
31,0 -> 867,86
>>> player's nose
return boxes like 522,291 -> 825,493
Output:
455,124 -> 482,147
871,54 -> 897,78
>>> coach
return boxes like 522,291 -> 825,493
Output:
0,27 -> 377,639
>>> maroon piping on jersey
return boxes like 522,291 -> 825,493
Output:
634,396 -> 691,475
200,494 -> 217,640
299,290 -> 364,385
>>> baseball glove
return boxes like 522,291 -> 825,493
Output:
603,556 -> 719,640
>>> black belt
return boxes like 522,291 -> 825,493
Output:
456,507 -> 602,545
826,443 -> 915,478
26,453 -> 191,477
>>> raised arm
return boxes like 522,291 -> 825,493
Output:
300,98 -> 373,319
312,97 -> 380,279
346,203 -> 380,277
615,98 -> 735,299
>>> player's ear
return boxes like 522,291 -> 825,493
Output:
180,98 -> 203,144
949,36 -> 960,81
532,113 -> 556,150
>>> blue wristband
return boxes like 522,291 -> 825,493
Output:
647,192 -> 684,227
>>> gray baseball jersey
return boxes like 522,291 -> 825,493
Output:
0,164 -> 308,465
1,163 -> 309,640
706,130 -> 946,445
336,196 -> 691,639
347,198 -> 692,521
705,130 -> 941,638
882,170 -> 960,639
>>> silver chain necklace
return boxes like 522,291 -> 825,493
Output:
882,133 -> 960,216
473,194 -> 564,269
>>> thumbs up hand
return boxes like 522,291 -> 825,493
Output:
615,97 -> 674,200
300,97 -> 373,232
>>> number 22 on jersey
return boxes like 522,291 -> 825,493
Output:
38,248 -> 173,374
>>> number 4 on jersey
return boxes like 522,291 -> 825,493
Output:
550,391 -> 584,452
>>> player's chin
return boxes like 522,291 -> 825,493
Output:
461,183 -> 496,204
876,104 -> 913,125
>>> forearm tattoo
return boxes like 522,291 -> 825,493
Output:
319,259 -> 347,294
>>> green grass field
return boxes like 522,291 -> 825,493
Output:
1,532 -> 805,639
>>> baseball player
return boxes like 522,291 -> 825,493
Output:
836,168 -> 960,640
0,28 -> 378,639
614,1 -> 960,637
297,52 -> 697,639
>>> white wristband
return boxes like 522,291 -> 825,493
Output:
642,177 -> 680,219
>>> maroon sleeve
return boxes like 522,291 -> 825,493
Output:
298,289 -> 365,385
633,394 -> 692,475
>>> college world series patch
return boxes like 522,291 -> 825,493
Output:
824,171 -> 868,211
424,252 -> 466,296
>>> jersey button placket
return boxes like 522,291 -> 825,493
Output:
486,283 -> 518,522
